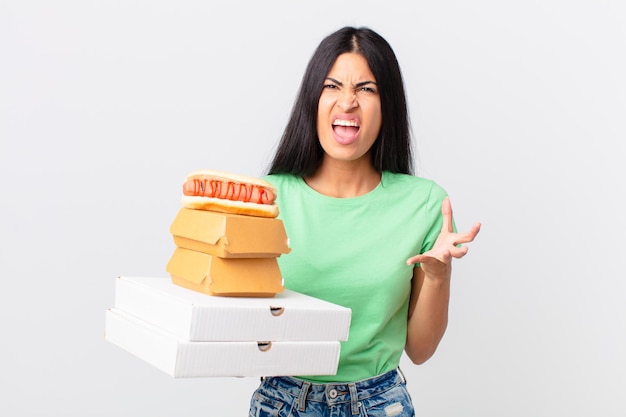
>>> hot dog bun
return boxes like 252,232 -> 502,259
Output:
181,169 -> 279,218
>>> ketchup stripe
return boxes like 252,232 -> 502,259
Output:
184,178 -> 275,204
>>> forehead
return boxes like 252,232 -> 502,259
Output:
327,52 -> 376,82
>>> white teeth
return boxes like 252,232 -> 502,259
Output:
333,119 -> 359,127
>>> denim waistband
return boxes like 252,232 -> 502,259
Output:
261,368 -> 406,413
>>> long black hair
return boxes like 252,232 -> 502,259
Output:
267,26 -> 413,176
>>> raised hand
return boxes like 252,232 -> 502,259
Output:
406,197 -> 481,279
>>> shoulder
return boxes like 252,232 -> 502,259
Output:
381,172 -> 448,199
262,173 -> 299,188
262,174 -> 304,201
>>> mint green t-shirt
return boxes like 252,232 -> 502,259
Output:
264,171 -> 448,383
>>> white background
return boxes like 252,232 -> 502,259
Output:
2,1 -> 625,416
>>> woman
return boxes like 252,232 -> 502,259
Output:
249,26 -> 481,417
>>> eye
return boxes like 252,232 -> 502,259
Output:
323,83 -> 339,90
357,85 -> 377,94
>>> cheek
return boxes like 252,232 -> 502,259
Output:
367,103 -> 381,120
316,101 -> 333,132
316,111 -> 327,135
365,107 -> 383,136
317,95 -> 334,113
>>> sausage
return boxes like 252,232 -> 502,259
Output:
183,178 -> 276,205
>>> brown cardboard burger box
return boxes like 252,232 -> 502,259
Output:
169,207 -> 291,258
168,207 -> 291,297
166,247 -> 284,297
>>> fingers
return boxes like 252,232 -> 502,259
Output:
441,197 -> 453,233
456,222 -> 481,244
406,254 -> 421,265
470,222 -> 481,239
406,221 -> 481,265
463,223 -> 481,243
448,223 -> 480,257
449,244 -> 469,259
441,197 -> 481,241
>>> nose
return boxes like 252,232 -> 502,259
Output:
337,89 -> 357,111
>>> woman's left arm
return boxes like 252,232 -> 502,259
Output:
404,197 -> 481,364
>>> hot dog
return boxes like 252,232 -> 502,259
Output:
181,169 -> 279,218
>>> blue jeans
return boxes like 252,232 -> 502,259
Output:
248,368 -> 415,416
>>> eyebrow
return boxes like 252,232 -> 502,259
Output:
326,77 -> 378,88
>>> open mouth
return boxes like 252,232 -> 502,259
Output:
332,119 -> 360,143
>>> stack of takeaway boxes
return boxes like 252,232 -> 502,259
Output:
105,205 -> 352,378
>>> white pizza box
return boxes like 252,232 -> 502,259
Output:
105,308 -> 341,378
113,276 -> 351,342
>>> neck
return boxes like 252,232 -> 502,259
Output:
304,159 -> 381,198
